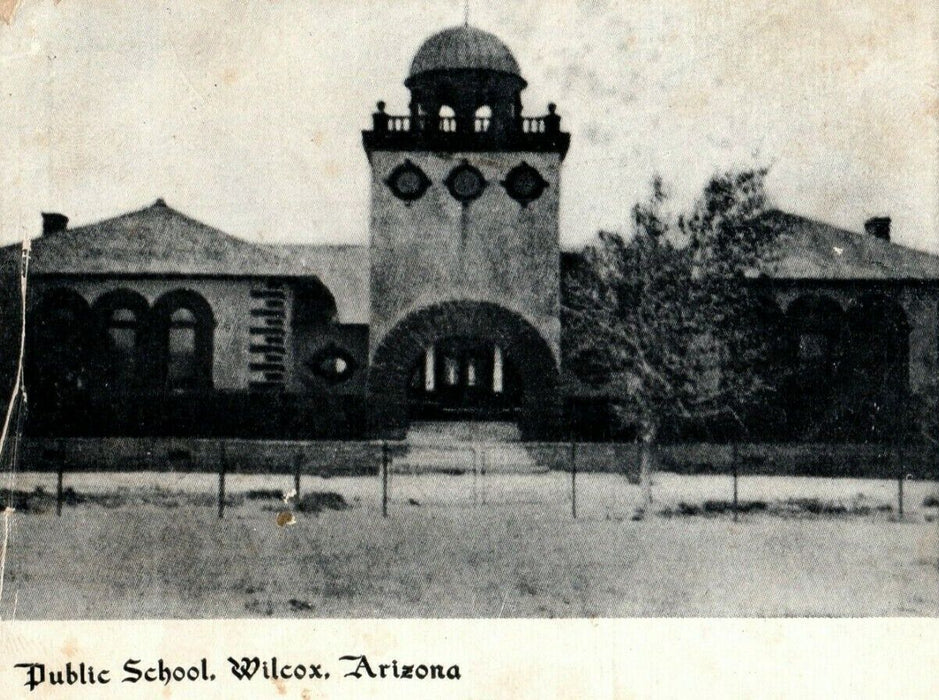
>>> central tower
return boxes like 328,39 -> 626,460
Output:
363,25 -> 570,438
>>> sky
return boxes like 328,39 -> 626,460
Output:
0,0 -> 937,252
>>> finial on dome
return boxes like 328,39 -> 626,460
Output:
463,0 -> 470,27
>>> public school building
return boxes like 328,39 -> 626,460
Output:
2,25 -> 939,448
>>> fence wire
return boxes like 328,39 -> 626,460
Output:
5,438 -> 939,523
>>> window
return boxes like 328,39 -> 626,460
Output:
445,160 -> 487,205
94,289 -> 150,392
385,159 -> 431,203
30,288 -> 95,397
153,290 -> 214,392
466,358 -> 478,387
474,105 -> 492,133
167,308 -> 198,390
797,332 -> 830,363
106,307 -> 139,390
444,356 -> 459,386
502,162 -> 548,207
307,344 -> 357,384
438,105 -> 456,132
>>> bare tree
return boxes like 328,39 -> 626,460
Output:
563,168 -> 782,511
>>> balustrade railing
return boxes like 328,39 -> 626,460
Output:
438,116 -> 457,133
387,115 -> 410,132
368,106 -> 566,154
522,117 -> 546,134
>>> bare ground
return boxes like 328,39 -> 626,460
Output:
1,471 -> 937,618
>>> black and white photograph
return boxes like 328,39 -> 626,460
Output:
0,0 -> 937,637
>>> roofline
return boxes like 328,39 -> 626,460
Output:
27,271 -> 333,282
404,67 -> 527,90
61,200 -> 273,249
748,276 -> 939,287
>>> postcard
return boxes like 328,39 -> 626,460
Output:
0,0 -> 937,697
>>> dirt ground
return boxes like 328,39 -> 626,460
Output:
2,471 -> 937,618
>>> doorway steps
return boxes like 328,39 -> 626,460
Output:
394,421 -> 546,474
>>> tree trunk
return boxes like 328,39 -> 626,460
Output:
639,423 -> 656,511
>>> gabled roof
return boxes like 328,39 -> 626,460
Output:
757,210 -> 939,281
0,200 -> 370,323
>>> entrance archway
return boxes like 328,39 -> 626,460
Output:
367,301 -> 559,439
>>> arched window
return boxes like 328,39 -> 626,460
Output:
28,288 -> 96,398
783,294 -> 845,439
94,289 -> 149,392
474,105 -> 492,133
786,295 -> 843,371
106,308 -> 139,389
152,290 -> 214,392
438,105 -> 456,133
167,308 -> 198,389
844,294 -> 910,438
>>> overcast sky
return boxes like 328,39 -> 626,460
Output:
1,0 -> 937,252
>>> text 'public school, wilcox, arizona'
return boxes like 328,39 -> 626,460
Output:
2,25 -> 939,449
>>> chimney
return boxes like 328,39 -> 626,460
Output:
41,212 -> 69,235
864,216 -> 891,242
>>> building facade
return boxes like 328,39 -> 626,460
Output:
1,25 -> 938,444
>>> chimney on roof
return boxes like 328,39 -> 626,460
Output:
864,216 -> 891,242
41,212 -> 69,235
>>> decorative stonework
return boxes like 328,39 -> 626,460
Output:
444,160 -> 487,205
385,159 -> 431,203
248,280 -> 287,391
307,343 -> 357,384
502,162 -> 548,206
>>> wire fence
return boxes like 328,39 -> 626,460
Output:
4,438 -> 939,523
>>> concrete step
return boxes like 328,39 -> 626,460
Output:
393,421 -> 547,474
406,420 -> 523,444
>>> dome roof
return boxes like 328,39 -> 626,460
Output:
408,26 -> 521,79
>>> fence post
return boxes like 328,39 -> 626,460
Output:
293,451 -> 302,501
56,462 -> 64,517
381,441 -> 388,518
570,441 -> 577,520
218,443 -> 227,520
732,443 -> 739,523
472,446 -> 478,506
480,449 -> 487,505
896,441 -> 904,520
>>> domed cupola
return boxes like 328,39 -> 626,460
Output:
363,25 -> 568,158
406,25 -> 525,82
405,25 -> 528,137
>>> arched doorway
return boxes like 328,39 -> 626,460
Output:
367,301 -> 559,439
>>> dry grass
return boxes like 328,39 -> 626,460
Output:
1,471 -> 937,619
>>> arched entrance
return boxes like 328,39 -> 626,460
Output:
367,301 -> 559,439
